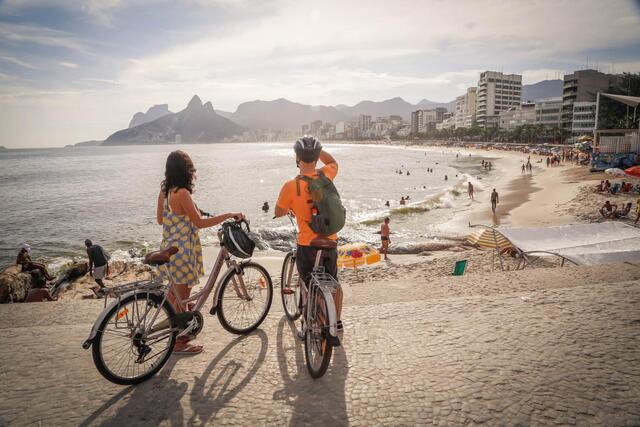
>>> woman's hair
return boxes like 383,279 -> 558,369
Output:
162,150 -> 196,197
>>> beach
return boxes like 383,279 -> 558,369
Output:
1,142 -> 639,425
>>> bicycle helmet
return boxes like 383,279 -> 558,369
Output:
293,136 -> 322,163
222,220 -> 255,259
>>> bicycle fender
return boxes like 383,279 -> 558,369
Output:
210,260 -> 253,313
82,290 -> 165,349
319,286 -> 338,338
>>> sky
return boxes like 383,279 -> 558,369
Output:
1,0 -> 640,148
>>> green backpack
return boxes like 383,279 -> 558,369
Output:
296,170 -> 346,236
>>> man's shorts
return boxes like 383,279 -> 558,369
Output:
295,245 -> 338,286
94,264 -> 108,280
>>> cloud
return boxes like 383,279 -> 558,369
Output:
0,54 -> 36,69
0,22 -> 86,52
59,61 -> 78,68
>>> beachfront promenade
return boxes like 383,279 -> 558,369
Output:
1,264 -> 639,426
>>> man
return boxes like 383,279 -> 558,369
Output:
16,244 -> 54,281
468,182 -> 474,200
380,217 -> 391,261
85,239 -> 110,293
274,136 -> 343,335
491,188 -> 499,213
600,201 -> 617,218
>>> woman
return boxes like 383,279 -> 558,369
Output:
157,150 -> 244,355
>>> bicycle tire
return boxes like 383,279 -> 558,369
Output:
217,262 -> 273,334
304,290 -> 333,379
280,252 -> 301,321
92,292 -> 177,385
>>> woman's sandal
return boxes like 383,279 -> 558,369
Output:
173,342 -> 203,355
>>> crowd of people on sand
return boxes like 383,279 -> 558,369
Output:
597,179 -> 640,195
13,239 -> 111,302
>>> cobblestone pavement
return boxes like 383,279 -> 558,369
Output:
0,269 -> 639,426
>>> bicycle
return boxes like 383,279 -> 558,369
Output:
82,219 -> 273,385
280,214 -> 342,378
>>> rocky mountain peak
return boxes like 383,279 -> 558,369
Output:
186,95 -> 203,110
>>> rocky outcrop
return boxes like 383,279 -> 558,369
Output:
0,265 -> 33,303
129,104 -> 172,128
105,95 -> 245,145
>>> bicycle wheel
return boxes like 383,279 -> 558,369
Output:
280,252 -> 301,321
304,289 -> 333,379
92,292 -> 176,385
217,262 -> 273,334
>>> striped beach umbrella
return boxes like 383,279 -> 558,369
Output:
466,228 -> 512,250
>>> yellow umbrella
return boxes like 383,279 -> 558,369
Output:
337,243 -> 381,269
577,134 -> 593,142
466,228 -> 512,250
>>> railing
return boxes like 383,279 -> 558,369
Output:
598,133 -> 640,153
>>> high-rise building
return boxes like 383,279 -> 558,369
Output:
454,87 -> 477,128
476,71 -> 522,128
535,97 -> 562,128
561,69 -> 621,133
410,109 -> 440,134
358,114 -> 371,133
571,102 -> 597,135
309,120 -> 323,136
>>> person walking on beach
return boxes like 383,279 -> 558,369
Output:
158,150 -> 245,355
521,164 -> 526,174
468,182 -> 474,200
491,188 -> 499,213
274,137 -> 343,334
380,217 -> 391,261
16,244 -> 55,281
85,239 -> 110,294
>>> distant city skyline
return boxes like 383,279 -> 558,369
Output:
1,0 -> 640,147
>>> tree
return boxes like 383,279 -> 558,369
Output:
597,72 -> 640,130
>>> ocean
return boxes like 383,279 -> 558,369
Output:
0,142 -> 494,268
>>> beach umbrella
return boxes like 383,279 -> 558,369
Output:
337,243 -> 381,269
577,135 -> 593,142
466,228 -> 512,251
624,166 -> 640,178
605,168 -> 626,176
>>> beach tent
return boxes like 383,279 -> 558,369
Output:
497,223 -> 640,266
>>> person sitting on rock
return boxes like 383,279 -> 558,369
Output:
16,244 -> 54,281
24,279 -> 57,303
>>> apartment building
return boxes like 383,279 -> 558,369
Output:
571,102 -> 597,134
498,102 -> 535,130
454,87 -> 477,128
534,97 -> 563,128
561,69 -> 621,133
411,109 -> 440,134
358,114 -> 372,133
476,71 -> 522,127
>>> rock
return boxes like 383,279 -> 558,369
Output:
0,265 -> 33,303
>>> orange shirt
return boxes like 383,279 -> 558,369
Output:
276,163 -> 338,246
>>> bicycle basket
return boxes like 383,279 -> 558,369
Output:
222,220 -> 256,259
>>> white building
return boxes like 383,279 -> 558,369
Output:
476,71 -> 522,127
498,102 -> 536,130
571,101 -> 597,134
534,97 -> 563,128
454,87 -> 477,128
411,109 -> 439,134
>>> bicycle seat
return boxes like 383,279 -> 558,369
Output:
309,237 -> 338,250
144,246 -> 179,266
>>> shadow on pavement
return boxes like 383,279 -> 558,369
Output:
188,329 -> 269,424
274,316 -> 349,426
80,357 -> 186,427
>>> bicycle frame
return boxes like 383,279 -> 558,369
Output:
84,242 -> 253,348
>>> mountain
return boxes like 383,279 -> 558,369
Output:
231,98 -> 348,130
129,104 -> 172,128
215,109 -> 234,119
104,95 -> 245,145
416,98 -> 456,112
341,97 -> 415,120
521,79 -> 563,102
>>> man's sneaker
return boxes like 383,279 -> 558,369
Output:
331,320 -> 344,347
